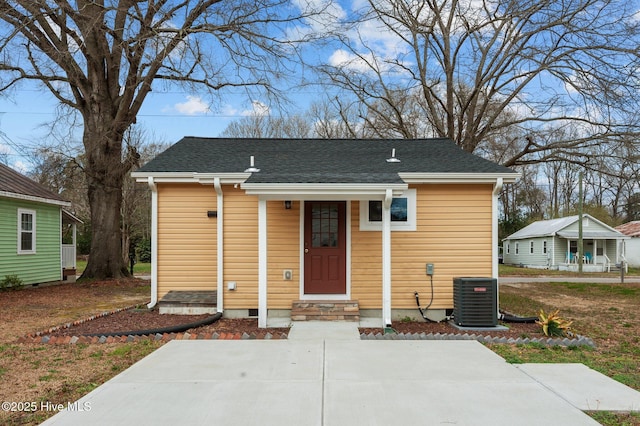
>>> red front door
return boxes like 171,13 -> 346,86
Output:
304,201 -> 347,294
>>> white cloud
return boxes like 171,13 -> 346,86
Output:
172,96 -> 210,115
11,160 -> 29,174
288,0 -> 347,37
242,101 -> 270,117
328,49 -> 394,74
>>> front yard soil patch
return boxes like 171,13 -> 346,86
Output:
32,309 -> 289,340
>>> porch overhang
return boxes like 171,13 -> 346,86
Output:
131,172 -> 251,185
399,172 -> 519,184
241,182 -> 408,200
557,231 -> 629,240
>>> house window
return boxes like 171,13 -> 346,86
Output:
530,241 -> 534,254
359,189 -> 416,231
18,209 -> 36,254
506,243 -> 510,254
543,241 -> 547,254
515,242 -> 519,255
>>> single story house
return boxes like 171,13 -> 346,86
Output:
615,221 -> 640,267
131,138 -> 519,328
502,214 -> 628,272
0,163 -> 81,286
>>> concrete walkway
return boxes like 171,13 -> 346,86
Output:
43,322 -> 640,426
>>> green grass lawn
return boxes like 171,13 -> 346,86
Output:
499,263 -> 640,277
496,278 -> 640,426
75,260 -> 151,276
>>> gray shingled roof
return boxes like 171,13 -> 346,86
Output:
0,163 -> 68,204
136,137 -> 516,183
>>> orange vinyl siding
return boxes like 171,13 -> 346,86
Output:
156,183 -> 218,298
223,193 -> 300,309
351,184 -> 494,310
266,200 -> 301,308
156,185 -> 299,309
221,186 -> 259,309
156,183 -> 493,312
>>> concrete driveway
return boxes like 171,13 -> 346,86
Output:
41,322 -> 640,426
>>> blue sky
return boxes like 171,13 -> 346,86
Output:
1,0 -> 629,172
0,0 -> 361,172
0,85 -> 325,171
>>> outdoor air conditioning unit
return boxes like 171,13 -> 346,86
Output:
453,277 -> 498,327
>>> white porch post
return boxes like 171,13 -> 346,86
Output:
214,178 -> 224,314
147,177 -> 158,309
258,198 -> 268,328
72,222 -> 77,269
382,189 -> 392,328
492,178 -> 503,278
492,178 -> 503,317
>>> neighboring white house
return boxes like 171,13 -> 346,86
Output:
502,214 -> 628,272
615,221 -> 640,267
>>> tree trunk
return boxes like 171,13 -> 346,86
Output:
80,121 -> 130,280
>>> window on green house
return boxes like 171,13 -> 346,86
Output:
18,209 -> 36,254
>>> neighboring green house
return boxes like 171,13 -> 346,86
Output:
0,163 -> 80,286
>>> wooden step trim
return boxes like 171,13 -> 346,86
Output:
291,300 -> 360,321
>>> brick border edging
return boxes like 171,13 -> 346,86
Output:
359,332 -> 596,347
17,305 -> 289,344
17,331 -> 289,344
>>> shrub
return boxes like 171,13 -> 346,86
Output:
136,239 -> 151,263
1,274 -> 24,290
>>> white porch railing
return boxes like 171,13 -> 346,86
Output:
62,245 -> 76,269
603,254 -> 611,272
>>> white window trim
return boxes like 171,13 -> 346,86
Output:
17,208 -> 36,255
515,242 -> 519,255
359,188 -> 417,231
543,240 -> 547,254
530,241 -> 534,254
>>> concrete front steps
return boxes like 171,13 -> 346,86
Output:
291,300 -> 360,321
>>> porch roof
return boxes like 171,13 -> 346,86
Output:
133,138 -> 518,186
557,230 -> 629,240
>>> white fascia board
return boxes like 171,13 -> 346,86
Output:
131,172 -> 250,185
399,172 -> 520,184
0,191 -> 70,207
62,209 -> 84,224
241,183 -> 408,200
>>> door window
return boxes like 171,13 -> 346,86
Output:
311,203 -> 339,247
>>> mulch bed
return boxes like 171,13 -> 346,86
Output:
30,306 -> 549,342
34,308 -> 290,340
361,320 -> 544,339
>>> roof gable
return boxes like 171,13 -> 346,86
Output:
0,163 -> 68,206
134,138 -> 517,184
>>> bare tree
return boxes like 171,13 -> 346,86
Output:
308,98 -> 365,139
221,114 -> 313,138
0,0 -> 321,278
120,128 -> 170,265
318,0 -> 640,166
